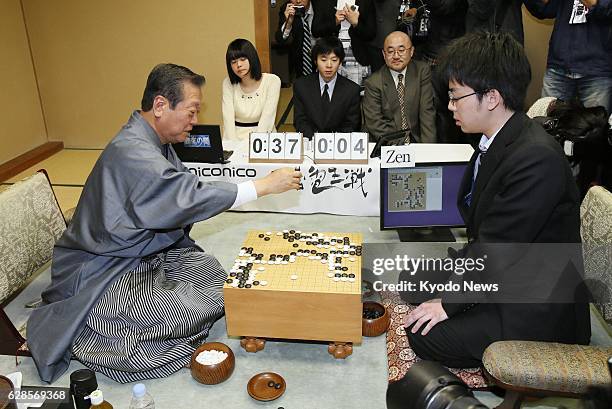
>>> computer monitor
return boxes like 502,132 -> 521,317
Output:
380,163 -> 468,242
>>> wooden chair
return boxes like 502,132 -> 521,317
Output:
481,186 -> 612,408
0,170 -> 67,357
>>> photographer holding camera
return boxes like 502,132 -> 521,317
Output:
275,0 -> 317,79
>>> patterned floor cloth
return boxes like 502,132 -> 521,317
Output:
72,247 -> 225,383
380,290 -> 489,389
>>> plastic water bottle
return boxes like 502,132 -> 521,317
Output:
128,384 -> 155,409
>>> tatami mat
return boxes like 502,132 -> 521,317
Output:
52,185 -> 84,213
7,149 -> 101,185
4,149 -> 98,213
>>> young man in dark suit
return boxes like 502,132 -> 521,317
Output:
402,32 -> 590,368
293,36 -> 362,140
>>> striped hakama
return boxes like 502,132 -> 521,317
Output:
71,247 -> 225,383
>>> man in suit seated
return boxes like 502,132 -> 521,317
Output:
293,36 -> 362,140
363,31 -> 436,143
402,32 -> 590,368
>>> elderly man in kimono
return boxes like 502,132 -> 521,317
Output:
27,63 -> 302,383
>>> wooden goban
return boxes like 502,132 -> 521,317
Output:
224,231 -> 363,344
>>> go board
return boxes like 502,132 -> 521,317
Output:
224,230 -> 363,345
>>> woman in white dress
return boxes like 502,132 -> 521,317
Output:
222,38 -> 281,141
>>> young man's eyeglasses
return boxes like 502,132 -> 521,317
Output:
447,89 -> 489,106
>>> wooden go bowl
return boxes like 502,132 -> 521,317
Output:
190,342 -> 235,385
0,375 -> 17,409
362,301 -> 390,337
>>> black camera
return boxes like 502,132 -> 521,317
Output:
294,5 -> 305,17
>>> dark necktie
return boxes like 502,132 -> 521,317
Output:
322,83 -> 331,109
464,148 -> 486,207
302,14 -> 313,76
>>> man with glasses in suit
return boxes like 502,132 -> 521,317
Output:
362,31 -> 436,143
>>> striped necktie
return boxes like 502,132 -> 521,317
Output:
302,14 -> 313,76
397,73 -> 409,142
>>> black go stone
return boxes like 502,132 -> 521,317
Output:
230,272 -> 237,277
293,243 -> 298,247
311,250 -> 317,254
342,267 -> 348,271
348,273 -> 355,278
238,283 -> 245,288
245,284 -> 252,288
274,383 -> 282,389
258,234 -> 264,238
341,273 -> 348,277
264,237 -> 271,241
290,229 -> 295,234
253,281 -> 260,286
335,273 -> 341,277
225,279 -> 233,284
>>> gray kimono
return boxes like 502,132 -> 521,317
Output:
27,111 -> 237,383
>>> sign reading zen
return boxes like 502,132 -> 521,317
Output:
381,145 -> 415,168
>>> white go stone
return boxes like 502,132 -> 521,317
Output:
258,267 -> 265,271
349,277 -> 356,282
259,280 -> 268,286
333,276 -> 341,282
290,275 -> 298,280
327,272 -> 335,278
195,349 -> 228,365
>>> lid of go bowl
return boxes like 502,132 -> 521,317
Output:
88,390 -> 104,405
70,369 -> 98,392
132,383 -> 146,399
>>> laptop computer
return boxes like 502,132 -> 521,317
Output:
172,124 -> 232,163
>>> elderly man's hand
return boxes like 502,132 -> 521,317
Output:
580,0 -> 597,7
404,299 -> 449,336
254,167 -> 302,196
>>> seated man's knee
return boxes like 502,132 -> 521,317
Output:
405,325 -> 437,361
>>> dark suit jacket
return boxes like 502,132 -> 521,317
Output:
466,0 -> 544,45
312,0 -> 377,67
293,73 -> 362,140
445,112 -> 590,345
362,60 -> 436,142
274,1 -> 316,78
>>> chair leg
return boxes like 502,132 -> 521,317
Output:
275,98 -> 294,129
494,390 -> 524,409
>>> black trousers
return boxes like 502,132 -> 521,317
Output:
405,303 -> 502,368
